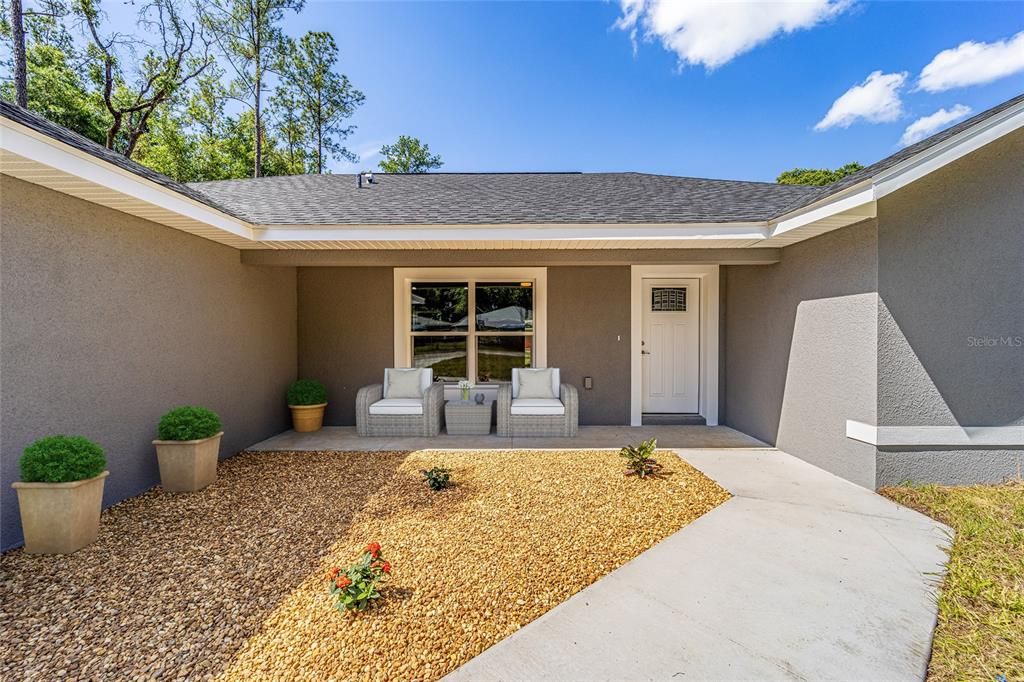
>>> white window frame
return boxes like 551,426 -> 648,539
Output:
393,268 -> 548,390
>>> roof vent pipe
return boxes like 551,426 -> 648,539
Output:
357,171 -> 375,188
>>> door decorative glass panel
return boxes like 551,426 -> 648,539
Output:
651,287 -> 687,312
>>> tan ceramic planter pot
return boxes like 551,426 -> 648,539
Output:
12,471 -> 109,554
290,403 -> 327,432
153,432 -> 222,492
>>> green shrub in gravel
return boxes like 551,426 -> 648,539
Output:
157,406 -> 222,441
20,435 -> 107,483
287,379 -> 328,406
620,438 -> 665,478
421,467 -> 452,491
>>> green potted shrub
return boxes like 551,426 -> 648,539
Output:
11,435 -> 109,554
153,406 -> 223,492
287,379 -> 328,432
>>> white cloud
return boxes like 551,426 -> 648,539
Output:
814,70 -> 907,131
918,31 -> 1024,92
898,104 -> 973,147
616,0 -> 853,70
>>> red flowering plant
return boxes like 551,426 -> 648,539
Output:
326,542 -> 392,612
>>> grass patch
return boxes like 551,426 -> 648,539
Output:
880,481 -> 1024,682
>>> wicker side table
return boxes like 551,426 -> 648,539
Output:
444,400 -> 493,435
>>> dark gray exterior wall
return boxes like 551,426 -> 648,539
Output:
723,221 -> 879,487
547,267 -> 631,425
0,177 -> 297,550
296,265 -> 633,426
296,267 -> 395,427
874,129 -> 1024,485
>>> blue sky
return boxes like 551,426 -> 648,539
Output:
127,1 -> 1024,179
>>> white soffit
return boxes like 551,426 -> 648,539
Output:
251,223 -> 768,249
253,238 -> 766,250
0,118 -> 255,248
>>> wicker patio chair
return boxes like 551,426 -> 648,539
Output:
356,368 -> 444,437
496,368 -> 578,437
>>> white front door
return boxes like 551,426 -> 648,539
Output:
641,278 -> 700,413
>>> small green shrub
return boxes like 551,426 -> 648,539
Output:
157,406 -> 222,441
421,467 -> 452,491
20,435 -> 106,483
287,379 -> 328,406
620,438 -> 664,478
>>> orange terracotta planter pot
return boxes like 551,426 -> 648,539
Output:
290,403 -> 327,432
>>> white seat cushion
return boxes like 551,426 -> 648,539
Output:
510,398 -> 565,416
368,398 -> 424,416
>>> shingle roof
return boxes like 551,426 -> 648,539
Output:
0,100 -> 247,220
4,92 -> 1022,227
770,91 -> 1024,218
188,172 -> 818,225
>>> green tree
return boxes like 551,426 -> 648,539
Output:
378,135 -> 443,173
2,0 -> 68,107
274,31 -> 363,173
202,0 -> 304,177
777,162 -> 864,186
76,0 -> 213,158
268,83 -> 308,174
0,42 -> 107,143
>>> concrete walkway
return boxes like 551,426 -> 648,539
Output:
447,448 -> 951,682
248,425 -> 766,452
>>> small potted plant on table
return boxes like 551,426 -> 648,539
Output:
288,379 -> 328,432
153,406 -> 223,492
11,435 -> 108,554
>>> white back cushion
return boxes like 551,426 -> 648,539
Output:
384,368 -> 432,399
512,368 -> 559,399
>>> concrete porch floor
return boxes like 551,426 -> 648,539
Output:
246,425 -> 767,452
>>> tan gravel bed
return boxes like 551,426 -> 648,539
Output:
1,448 -> 728,681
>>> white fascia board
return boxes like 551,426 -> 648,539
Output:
1,119 -> 254,240
846,420 -> 1024,447
872,98 -> 1024,200
767,185 -> 876,238
253,222 -> 768,243
767,99 -> 1024,240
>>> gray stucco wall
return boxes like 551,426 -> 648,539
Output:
723,221 -> 879,487
0,177 -> 297,550
295,265 -> 633,426
296,267 -> 395,427
874,128 -> 1024,485
548,267 -> 631,425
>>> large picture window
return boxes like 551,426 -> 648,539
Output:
396,269 -> 547,384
